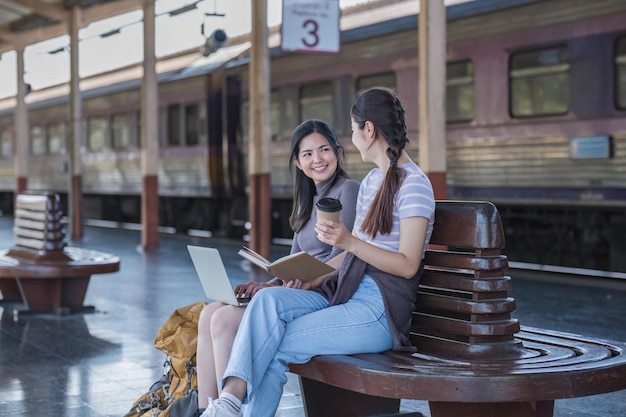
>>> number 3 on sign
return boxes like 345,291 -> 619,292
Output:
302,19 -> 319,47
281,0 -> 340,54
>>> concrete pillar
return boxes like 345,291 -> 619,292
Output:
14,44 -> 28,196
248,0 -> 272,258
140,0 -> 159,249
69,6 -> 84,239
418,0 -> 447,199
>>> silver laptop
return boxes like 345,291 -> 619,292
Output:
187,245 -> 249,306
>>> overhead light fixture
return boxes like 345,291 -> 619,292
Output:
169,3 -> 197,17
204,11 -> 225,17
204,0 -> 225,17
100,28 -> 121,38
48,46 -> 67,55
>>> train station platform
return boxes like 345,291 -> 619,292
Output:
1,214 -> 625,417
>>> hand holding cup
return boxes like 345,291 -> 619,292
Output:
315,197 -> 353,250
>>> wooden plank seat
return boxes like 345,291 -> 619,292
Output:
289,200 -> 626,417
0,191 -> 120,315
13,193 -> 66,251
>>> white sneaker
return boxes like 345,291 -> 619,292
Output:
199,397 -> 242,417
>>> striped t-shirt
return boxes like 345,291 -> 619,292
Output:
353,161 -> 435,258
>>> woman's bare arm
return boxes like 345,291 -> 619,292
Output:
316,216 -> 428,279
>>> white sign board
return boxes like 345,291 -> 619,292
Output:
281,0 -> 340,54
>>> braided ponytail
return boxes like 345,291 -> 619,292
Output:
351,87 -> 408,237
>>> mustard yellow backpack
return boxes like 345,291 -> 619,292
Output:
123,301 -> 207,417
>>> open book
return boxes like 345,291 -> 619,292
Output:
238,246 -> 336,282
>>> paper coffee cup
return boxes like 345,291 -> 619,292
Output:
316,197 -> 342,222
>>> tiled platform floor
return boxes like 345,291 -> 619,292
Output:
1,215 -> 625,416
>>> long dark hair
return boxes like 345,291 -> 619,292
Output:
351,87 -> 409,237
289,119 -> 348,232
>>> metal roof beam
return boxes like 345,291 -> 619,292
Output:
0,25 -> 11,41
0,0 -> 144,54
16,0 -> 68,22
80,0 -> 144,25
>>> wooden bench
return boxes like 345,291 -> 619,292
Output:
289,200 -> 626,417
0,191 -> 120,315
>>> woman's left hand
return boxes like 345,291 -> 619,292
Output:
285,279 -> 311,290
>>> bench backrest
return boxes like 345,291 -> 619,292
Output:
13,192 -> 66,252
412,200 -> 530,361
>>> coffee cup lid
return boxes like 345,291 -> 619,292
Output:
316,197 -> 342,212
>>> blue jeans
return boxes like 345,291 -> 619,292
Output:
222,275 -> 392,417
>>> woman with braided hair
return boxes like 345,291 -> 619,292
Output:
200,87 -> 435,417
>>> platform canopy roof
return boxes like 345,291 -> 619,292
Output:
0,0 -> 146,55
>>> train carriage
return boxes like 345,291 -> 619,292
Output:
0,0 -> 625,272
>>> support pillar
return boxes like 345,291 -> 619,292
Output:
69,6 -> 84,239
14,45 -> 28,197
207,71 -> 226,235
141,0 -> 159,249
418,0 -> 447,199
248,0 -> 271,258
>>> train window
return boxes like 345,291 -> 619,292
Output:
112,114 -> 135,150
167,104 -> 182,146
356,72 -> 396,92
616,36 -> 626,110
47,123 -> 66,155
87,117 -> 108,152
270,90 -> 281,141
300,82 -> 333,124
185,104 -> 200,146
0,130 -> 11,159
509,46 -> 570,117
446,60 -> 474,122
30,126 -> 46,156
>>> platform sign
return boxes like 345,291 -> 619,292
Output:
281,0 -> 340,54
